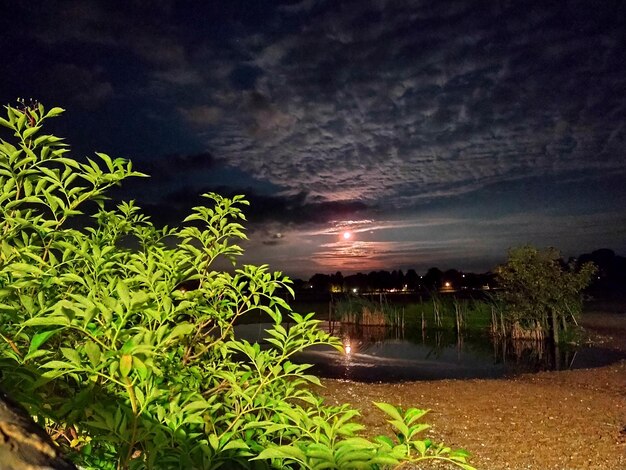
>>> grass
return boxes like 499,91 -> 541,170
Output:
293,293 -> 494,333
403,296 -> 493,332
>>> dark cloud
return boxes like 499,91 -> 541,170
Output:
2,0 -> 625,276
135,152 -> 217,180
133,183 -> 369,228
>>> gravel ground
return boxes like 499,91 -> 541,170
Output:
318,311 -> 626,470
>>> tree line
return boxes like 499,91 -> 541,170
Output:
298,248 -> 625,296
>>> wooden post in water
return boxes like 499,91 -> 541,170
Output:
328,298 -> 333,333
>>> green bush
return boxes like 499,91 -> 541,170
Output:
0,102 -> 473,469
495,246 -> 596,342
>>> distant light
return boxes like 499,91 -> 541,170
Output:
444,281 -> 451,288
352,288 -> 358,293
343,231 -> 352,240
344,342 -> 352,354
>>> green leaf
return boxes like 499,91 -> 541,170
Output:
414,440 -> 427,456
22,316 -> 70,327
8,263 -> 44,276
132,356 -> 148,379
0,117 -> 12,129
253,445 -> 306,462
41,360 -> 74,370
165,323 -> 194,342
46,107 -> 65,118
370,456 -> 401,466
84,341 -> 101,368
373,402 -> 403,422
23,125 -> 41,140
23,349 -> 49,362
28,329 -> 61,355
61,273 -> 87,286
208,434 -> 219,450
61,347 -> 81,365
389,419 -> 410,437
222,439 -> 249,451
116,280 -> 130,308
408,423 -> 430,439
449,449 -> 472,459
119,354 -> 132,377
336,449 -> 376,466
374,435 -> 394,447
16,112 -> 26,131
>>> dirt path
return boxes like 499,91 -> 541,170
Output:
319,312 -> 626,470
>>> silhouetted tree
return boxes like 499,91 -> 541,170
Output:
330,271 -> 344,291
578,249 -> 626,295
309,273 -> 331,292
345,273 -> 368,292
423,267 -> 443,290
405,269 -> 419,291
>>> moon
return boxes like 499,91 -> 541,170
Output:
342,231 -> 352,240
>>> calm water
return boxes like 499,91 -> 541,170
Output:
234,322 -> 626,382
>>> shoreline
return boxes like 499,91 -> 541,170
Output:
318,310 -> 626,469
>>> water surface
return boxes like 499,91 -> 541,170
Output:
235,322 -> 626,382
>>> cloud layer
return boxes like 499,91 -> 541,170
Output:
2,0 -> 625,276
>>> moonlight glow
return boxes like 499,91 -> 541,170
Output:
343,231 -> 352,240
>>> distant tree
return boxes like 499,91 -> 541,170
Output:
423,267 -> 443,290
405,269 -> 420,290
367,271 -> 381,291
345,273 -> 368,292
577,249 -> 626,295
308,273 -> 331,291
496,246 -> 596,342
329,271 -> 344,292
391,269 -> 405,290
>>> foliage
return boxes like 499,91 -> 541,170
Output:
0,102 -> 474,469
495,246 -> 596,341
255,403 -> 473,470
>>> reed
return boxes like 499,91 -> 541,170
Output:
334,295 -> 405,327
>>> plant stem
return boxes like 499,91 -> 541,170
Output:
122,377 -> 139,469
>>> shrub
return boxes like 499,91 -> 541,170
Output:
0,102 -> 473,469
495,246 -> 596,342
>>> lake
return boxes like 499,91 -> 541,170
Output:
235,322 -> 626,382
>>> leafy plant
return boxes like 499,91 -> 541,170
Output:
0,102 -> 474,470
254,403 -> 473,469
495,246 -> 596,342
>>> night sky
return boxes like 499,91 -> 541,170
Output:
2,1 -> 625,278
